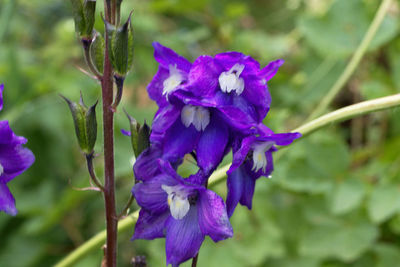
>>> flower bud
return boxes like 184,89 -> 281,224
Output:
108,13 -> 134,77
70,0 -> 97,42
62,94 -> 98,154
137,122 -> 150,156
124,110 -> 150,158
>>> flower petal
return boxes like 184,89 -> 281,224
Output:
0,121 -> 27,145
133,145 -> 163,181
0,182 -> 17,216
131,209 -> 169,240
150,104 -> 182,143
165,207 -> 204,267
185,55 -> 220,98
196,115 -> 229,174
241,74 -> 271,121
0,143 -> 35,183
132,173 -> 179,213
153,42 -> 192,73
226,163 -> 256,217
214,52 -> 260,74
259,59 -> 284,82
227,135 -> 256,175
147,67 -> 170,107
258,132 -> 302,146
162,119 -> 201,162
197,189 -> 233,241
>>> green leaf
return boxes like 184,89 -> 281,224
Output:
368,184 -> 400,224
373,244 -> 400,267
299,215 -> 378,261
299,0 -> 399,57
331,178 -> 365,215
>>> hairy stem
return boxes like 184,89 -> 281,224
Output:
307,0 -> 392,120
54,93 -> 400,265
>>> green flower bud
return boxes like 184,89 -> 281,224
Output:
124,110 -> 150,158
70,0 -> 97,41
124,110 -> 140,156
108,13 -> 134,77
62,94 -> 98,154
137,122 -> 150,156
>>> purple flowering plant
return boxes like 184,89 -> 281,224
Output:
129,42 -> 300,265
56,1 -> 400,266
0,84 -> 35,216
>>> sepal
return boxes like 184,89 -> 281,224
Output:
90,31 -> 105,74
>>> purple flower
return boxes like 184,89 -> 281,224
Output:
0,84 -> 35,215
147,42 -> 192,108
140,43 -> 233,178
132,160 -> 233,266
173,52 -> 284,127
145,43 -> 285,177
226,125 -> 301,217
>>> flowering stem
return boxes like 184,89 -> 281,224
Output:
307,0 -> 392,120
102,4 -> 118,266
54,93 -> 400,266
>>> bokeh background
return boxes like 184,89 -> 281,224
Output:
1,0 -> 400,266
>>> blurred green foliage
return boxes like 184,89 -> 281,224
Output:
0,0 -> 400,266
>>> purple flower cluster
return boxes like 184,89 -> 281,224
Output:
131,43 -> 301,266
0,84 -> 35,216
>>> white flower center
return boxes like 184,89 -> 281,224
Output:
162,185 -> 190,220
0,163 -> 3,176
181,105 -> 210,131
218,63 -> 245,95
163,65 -> 184,97
251,141 -> 274,173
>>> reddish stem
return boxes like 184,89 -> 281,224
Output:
102,4 -> 118,265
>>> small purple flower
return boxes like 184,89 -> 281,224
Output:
226,125 -> 301,217
147,42 -> 192,108
0,84 -> 35,215
132,160 -> 233,266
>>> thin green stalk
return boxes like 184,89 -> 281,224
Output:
295,93 -> 400,136
54,93 -> 400,266
307,0 -> 392,120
